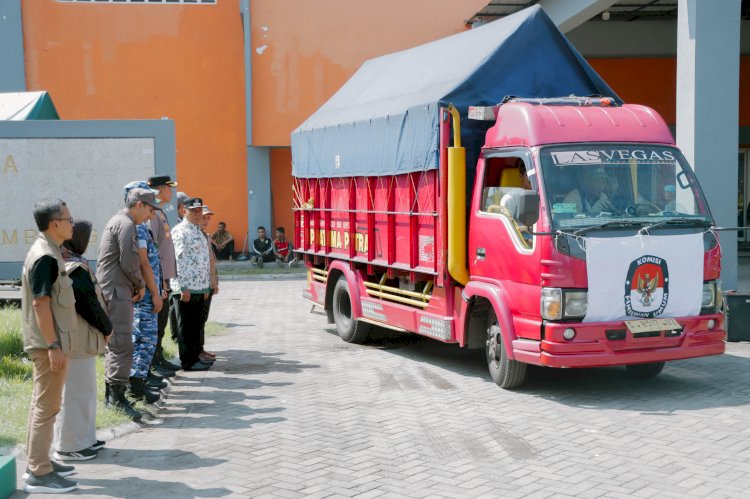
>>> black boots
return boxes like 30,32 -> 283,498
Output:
146,371 -> 168,389
129,377 -> 160,404
151,351 -> 179,377
105,384 -> 142,421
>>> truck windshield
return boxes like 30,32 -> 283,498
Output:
538,144 -> 712,230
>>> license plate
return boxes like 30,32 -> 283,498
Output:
625,318 -> 681,334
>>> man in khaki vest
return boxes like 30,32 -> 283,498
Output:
21,199 -> 79,494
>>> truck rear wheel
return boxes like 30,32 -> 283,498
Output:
332,276 -> 369,343
485,309 -> 527,389
625,361 -> 665,379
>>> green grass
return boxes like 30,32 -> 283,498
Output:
0,307 -> 225,447
0,306 -> 23,359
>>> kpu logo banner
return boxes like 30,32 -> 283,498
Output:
624,255 -> 669,318
584,234 -> 703,323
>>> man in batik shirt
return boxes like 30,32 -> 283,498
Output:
170,197 -> 212,371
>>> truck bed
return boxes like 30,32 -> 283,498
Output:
294,170 -> 442,278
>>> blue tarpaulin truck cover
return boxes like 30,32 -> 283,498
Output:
291,5 -> 621,179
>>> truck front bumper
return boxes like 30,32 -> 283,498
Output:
537,315 -> 725,368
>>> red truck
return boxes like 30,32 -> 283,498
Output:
291,6 -> 725,388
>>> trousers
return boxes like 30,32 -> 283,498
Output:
131,296 -> 158,379
153,297 -> 170,364
200,290 -> 214,350
104,298 -> 134,387
26,350 -> 68,476
171,294 -> 205,368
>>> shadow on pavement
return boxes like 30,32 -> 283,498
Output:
344,325 -> 750,412
212,350 -> 320,375
84,448 -> 225,471
177,376 -> 294,391
157,389 -> 286,430
217,322 -> 256,328
521,353 -> 750,412
74,476 -> 231,497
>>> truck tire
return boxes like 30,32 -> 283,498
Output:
332,276 -> 369,343
485,308 -> 527,389
625,361 -> 665,379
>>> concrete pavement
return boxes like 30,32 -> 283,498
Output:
12,278 -> 750,498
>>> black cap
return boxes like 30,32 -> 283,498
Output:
184,197 -> 204,210
147,175 -> 177,188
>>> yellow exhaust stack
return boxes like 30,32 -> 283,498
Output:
447,105 -> 469,286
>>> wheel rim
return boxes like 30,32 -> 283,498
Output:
336,288 -> 352,329
486,322 -> 501,368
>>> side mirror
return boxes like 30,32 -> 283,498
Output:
515,191 -> 540,227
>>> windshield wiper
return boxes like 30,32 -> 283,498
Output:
572,220 -> 645,236
638,217 -> 711,234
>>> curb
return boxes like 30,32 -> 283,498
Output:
95,420 -> 143,442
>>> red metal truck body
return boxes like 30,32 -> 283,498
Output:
294,101 -> 725,387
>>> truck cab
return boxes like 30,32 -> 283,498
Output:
463,98 -> 724,387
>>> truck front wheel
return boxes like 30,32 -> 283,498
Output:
332,276 -> 369,343
486,309 -> 527,389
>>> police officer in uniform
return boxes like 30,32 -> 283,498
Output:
123,181 -> 163,403
97,188 -> 157,420
146,175 -> 181,376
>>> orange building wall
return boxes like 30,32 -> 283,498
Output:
21,0 -> 248,236
250,0 -> 488,236
590,56 -> 750,127
19,0 -> 750,238
249,0 -> 488,147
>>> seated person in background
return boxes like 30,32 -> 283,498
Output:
249,226 -> 274,268
273,227 -> 297,268
563,168 -> 615,215
211,221 -> 234,260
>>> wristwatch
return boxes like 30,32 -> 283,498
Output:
47,341 -> 61,350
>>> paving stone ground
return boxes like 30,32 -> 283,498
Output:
12,278 -> 750,498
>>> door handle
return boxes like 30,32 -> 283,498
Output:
476,247 -> 486,260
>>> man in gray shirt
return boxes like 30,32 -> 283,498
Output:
97,187 -> 157,420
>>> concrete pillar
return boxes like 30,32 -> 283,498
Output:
0,0 -> 26,91
241,0 -> 273,248
539,0 -> 619,33
246,146 -> 272,252
676,0 -> 741,289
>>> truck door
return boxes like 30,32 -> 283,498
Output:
469,152 -> 539,285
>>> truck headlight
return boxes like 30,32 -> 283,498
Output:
564,291 -> 588,319
702,281 -> 717,309
541,288 -> 588,321
541,288 -> 562,320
